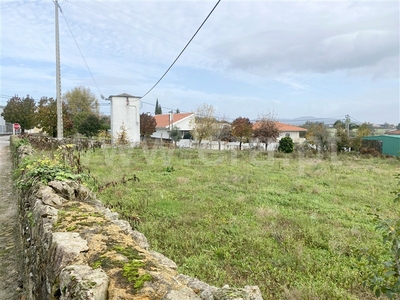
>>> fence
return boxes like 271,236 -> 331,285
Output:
0,123 -> 13,135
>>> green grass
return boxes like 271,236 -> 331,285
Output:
82,147 -> 399,299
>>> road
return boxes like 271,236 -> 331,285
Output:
0,135 -> 24,299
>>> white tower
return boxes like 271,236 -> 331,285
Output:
107,93 -> 141,145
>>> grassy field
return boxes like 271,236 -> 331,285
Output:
82,147 -> 399,299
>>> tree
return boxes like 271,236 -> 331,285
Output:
99,115 -> 111,133
396,123 -> 400,130
190,103 -> 216,147
334,120 -> 350,152
63,86 -> 99,133
334,120 -> 345,128
36,97 -> 74,137
253,116 -> 280,150
175,108 -> 180,114
78,114 -> 101,138
213,120 -> 233,150
169,126 -> 181,147
219,124 -> 234,142
278,136 -> 294,153
305,122 -> 330,152
231,117 -> 252,150
352,122 -> 372,151
1,95 -> 37,134
140,113 -> 157,138
155,99 -> 162,115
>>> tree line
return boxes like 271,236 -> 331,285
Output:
1,91 -> 381,151
1,87 -> 109,137
182,104 -> 378,152
141,102 -> 379,152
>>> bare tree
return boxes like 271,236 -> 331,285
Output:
190,103 -> 216,148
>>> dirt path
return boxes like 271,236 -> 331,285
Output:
0,136 -> 23,299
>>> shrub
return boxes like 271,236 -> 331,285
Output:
360,147 -> 382,157
278,136 -> 294,153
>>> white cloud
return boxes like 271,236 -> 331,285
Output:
1,0 -> 399,124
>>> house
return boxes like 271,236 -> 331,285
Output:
362,135 -> 400,156
385,129 -> 400,135
152,112 -> 195,140
250,121 -> 307,150
253,121 -> 307,143
106,93 -> 141,145
276,122 -> 307,142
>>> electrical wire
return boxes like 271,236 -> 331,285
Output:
140,0 -> 221,99
59,8 -> 105,99
64,0 -> 373,108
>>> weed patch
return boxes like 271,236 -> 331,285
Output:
81,148 -> 399,299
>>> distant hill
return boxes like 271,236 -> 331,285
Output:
279,116 -> 339,126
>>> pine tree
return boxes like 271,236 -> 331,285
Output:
155,99 -> 162,115
155,99 -> 159,115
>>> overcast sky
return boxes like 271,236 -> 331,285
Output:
1,0 -> 399,124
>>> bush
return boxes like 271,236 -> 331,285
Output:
360,147 -> 382,157
278,136 -> 294,153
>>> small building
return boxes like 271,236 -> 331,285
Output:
385,129 -> 400,135
152,112 -> 195,140
276,122 -> 307,142
362,135 -> 400,156
107,93 -> 141,145
253,121 -> 307,143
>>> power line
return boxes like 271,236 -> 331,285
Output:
141,0 -> 221,99
61,0 -> 369,108
59,9 -> 105,99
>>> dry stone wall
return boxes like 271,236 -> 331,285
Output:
15,142 -> 263,300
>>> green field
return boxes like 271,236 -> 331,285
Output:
82,147 -> 399,299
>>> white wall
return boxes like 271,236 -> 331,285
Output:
152,128 -> 169,139
109,95 -> 140,145
152,114 -> 195,139
0,107 -> 5,126
279,131 -> 305,143
171,115 -> 194,131
176,140 -> 279,151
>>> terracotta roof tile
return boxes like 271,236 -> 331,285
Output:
253,121 -> 307,132
385,130 -> 400,135
154,113 -> 194,128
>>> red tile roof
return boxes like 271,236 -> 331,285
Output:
253,121 -> 307,132
385,130 -> 400,135
154,113 -> 194,128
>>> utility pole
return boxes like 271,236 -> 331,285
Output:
345,114 -> 350,137
168,111 -> 173,139
55,0 -> 63,139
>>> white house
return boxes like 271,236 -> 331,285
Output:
107,93 -> 141,145
152,112 -> 195,140
276,122 -> 307,142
